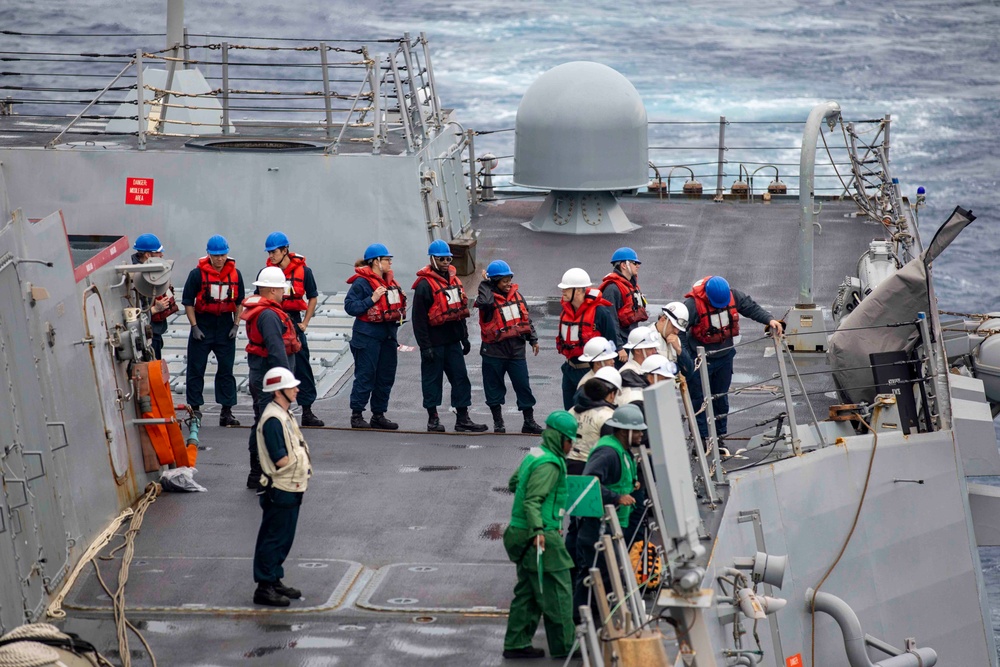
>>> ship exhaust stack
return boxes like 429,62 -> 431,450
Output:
513,62 -> 648,234
786,101 -> 841,352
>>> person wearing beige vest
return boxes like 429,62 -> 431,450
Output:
253,367 -> 313,608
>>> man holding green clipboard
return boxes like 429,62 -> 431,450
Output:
502,410 -> 579,660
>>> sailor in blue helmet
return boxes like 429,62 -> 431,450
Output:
131,233 -> 177,360
263,231 -> 324,428
474,259 -> 544,434
683,275 -> 783,442
411,240 -> 488,432
181,235 -> 246,426
344,243 -> 406,430
598,247 -> 649,356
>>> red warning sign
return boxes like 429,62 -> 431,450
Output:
126,177 -> 154,206
786,655 -> 803,667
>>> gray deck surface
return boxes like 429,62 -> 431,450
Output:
59,195 -> 879,665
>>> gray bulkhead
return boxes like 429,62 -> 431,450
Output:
0,210 -> 155,631
0,124 -> 469,287
705,422 -> 999,665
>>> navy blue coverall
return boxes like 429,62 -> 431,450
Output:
474,281 -> 538,411
247,309 -> 293,480
344,278 -> 400,414
253,417 -> 303,585
412,272 -> 472,410
682,289 -> 774,440
181,267 -> 245,409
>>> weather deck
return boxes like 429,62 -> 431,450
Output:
59,195 -> 881,665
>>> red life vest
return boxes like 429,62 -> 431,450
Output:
599,271 -> 648,327
556,288 -> 612,359
241,295 -> 302,358
480,283 -> 532,343
194,257 -> 240,316
346,266 -> 407,323
266,252 -> 308,312
685,275 -> 740,345
151,287 -> 179,323
412,265 -> 470,326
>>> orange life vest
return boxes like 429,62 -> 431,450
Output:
346,266 -> 407,323
266,252 -> 309,312
151,287 -> 179,323
599,271 -> 648,327
241,295 -> 302,358
412,265 -> 470,326
480,283 -> 532,343
194,256 -> 240,316
685,275 -> 740,345
556,288 -> 612,359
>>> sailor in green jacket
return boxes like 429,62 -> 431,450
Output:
502,410 -> 579,660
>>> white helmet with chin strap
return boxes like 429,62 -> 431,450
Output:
263,367 -> 300,393
558,267 -> 592,290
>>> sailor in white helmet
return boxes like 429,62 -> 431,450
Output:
252,367 -> 312,608
555,268 -> 619,409
575,336 -> 619,390
653,301 -> 694,377
618,327 -> 662,405
566,366 -> 621,476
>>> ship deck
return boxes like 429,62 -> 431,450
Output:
59,195 -> 880,665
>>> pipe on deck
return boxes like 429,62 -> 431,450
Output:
806,589 -> 937,667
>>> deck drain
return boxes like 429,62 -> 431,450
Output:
338,624 -> 367,631
408,526 -> 426,531
297,562 -> 329,569
387,597 -> 418,605
408,566 -> 438,573
413,616 -> 437,624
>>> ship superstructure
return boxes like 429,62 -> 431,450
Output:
1,6 -> 999,666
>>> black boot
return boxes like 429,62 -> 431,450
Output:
520,408 -> 544,435
501,647 -> 545,659
455,407 -> 488,433
220,406 -> 240,427
253,583 -> 290,607
370,413 -> 399,430
427,408 -> 445,433
301,406 -> 325,428
489,405 -> 505,433
351,411 -> 370,429
273,580 -> 302,600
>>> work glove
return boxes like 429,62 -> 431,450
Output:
191,325 -> 206,341
461,338 -> 471,356
228,323 -> 240,340
420,348 -> 435,363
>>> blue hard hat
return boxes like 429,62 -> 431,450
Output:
705,276 -> 731,309
364,243 -> 392,261
264,231 -> 290,252
428,239 -> 453,257
206,235 -> 230,255
133,233 -> 163,253
610,247 -> 640,264
486,260 -> 513,278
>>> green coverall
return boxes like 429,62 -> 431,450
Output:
502,429 -> 576,657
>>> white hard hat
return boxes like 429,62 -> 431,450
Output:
558,267 -> 592,289
640,354 -> 677,378
661,301 -> 689,332
594,366 -> 623,391
633,328 -> 663,351
579,337 -> 616,363
262,367 -> 301,392
623,326 -> 650,351
254,266 -> 288,289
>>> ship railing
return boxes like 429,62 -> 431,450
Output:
686,315 -> 939,500
1,30 -> 444,155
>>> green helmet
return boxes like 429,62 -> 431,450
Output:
545,410 -> 579,440
605,403 -> 647,431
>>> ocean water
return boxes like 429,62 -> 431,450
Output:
4,0 -> 1000,651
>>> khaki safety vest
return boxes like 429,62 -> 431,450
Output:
256,401 -> 312,492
